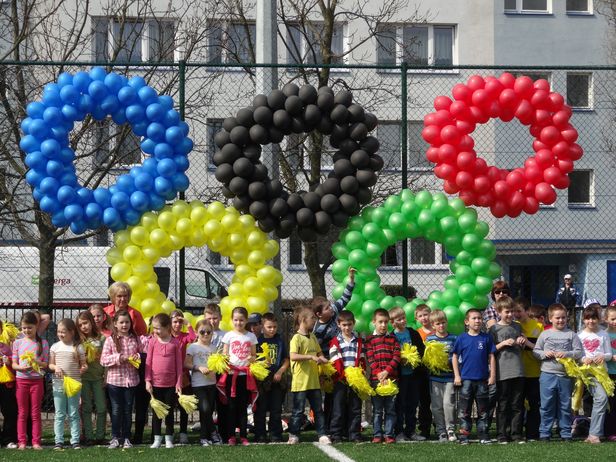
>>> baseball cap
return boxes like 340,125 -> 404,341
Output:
583,298 -> 600,309
247,313 -> 262,324
564,274 -> 572,280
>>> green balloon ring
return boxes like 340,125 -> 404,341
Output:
331,189 -> 501,334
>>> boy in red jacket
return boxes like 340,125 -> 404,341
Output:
328,311 -> 365,443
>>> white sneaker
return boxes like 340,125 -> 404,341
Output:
396,433 -> 409,443
410,433 -> 426,442
211,432 -> 222,445
108,438 -> 120,449
179,433 -> 189,444
151,435 -> 162,449
287,434 -> 299,445
318,435 -> 332,445
200,439 -> 211,447
165,435 -> 174,448
447,430 -> 457,442
439,433 -> 448,443
6,442 -> 18,449
123,439 -> 132,449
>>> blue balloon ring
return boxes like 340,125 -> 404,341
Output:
20,67 -> 193,233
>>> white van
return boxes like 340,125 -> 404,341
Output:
0,246 -> 230,310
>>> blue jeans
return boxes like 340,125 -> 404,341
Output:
395,374 -> 420,437
539,372 -> 573,438
107,385 -> 136,441
458,379 -> 489,440
372,394 -> 396,438
588,378 -> 609,438
289,389 -> 326,437
53,383 -> 81,445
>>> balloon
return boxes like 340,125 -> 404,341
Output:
23,69 -> 192,234
331,189 -> 499,334
109,200 -> 282,327
424,73 -> 583,217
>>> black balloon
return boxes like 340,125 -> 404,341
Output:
330,104 -> 349,124
361,136 -> 380,154
266,179 -> 283,198
318,116 -> 333,135
287,193 -> 304,211
332,211 -> 349,227
233,157 -> 254,178
365,113 -> 378,131
297,227 -> 317,242
284,95 -> 303,116
214,130 -> 230,149
244,144 -> 261,162
350,149 -> 370,168
321,177 -> 341,195
339,194 -> 359,215
349,123 -> 368,141
269,127 -> 284,144
221,185 -> 234,199
333,159 -> 354,177
229,176 -> 248,194
314,211 -> 331,233
253,163 -> 268,181
340,175 -> 359,194
214,163 -> 234,183
291,117 -> 306,134
339,139 -> 359,155
253,106 -> 273,126
223,117 -> 237,132
347,104 -> 365,123
357,187 -> 372,204
298,84 -> 318,104
249,125 -> 269,144
248,181 -> 267,200
267,90 -> 286,110
296,208 -> 314,226
229,126 -> 249,146
282,83 -> 300,97
249,201 -> 269,219
233,195 -> 250,212
334,90 -> 352,107
320,194 -> 340,213
236,108 -> 254,127
269,197 -> 288,218
369,154 -> 384,171
317,92 -> 335,112
356,169 -> 377,187
303,191 -> 320,211
253,94 -> 268,107
273,110 -> 292,131
303,105 -> 321,126
258,216 -> 277,233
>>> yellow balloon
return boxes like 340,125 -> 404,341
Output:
140,212 -> 159,231
207,202 -> 226,219
263,240 -> 280,259
158,211 -> 176,231
247,250 -> 265,268
221,214 -> 240,233
172,200 -> 190,218
110,262 -> 132,281
168,233 -> 185,250
246,296 -> 267,313
122,245 -> 143,264
184,312 -> 196,329
114,230 -> 131,249
190,205 -> 209,227
161,300 -> 176,314
229,249 -> 248,263
227,283 -> 244,298
129,295 -> 142,308
243,277 -> 261,293
209,236 -> 227,253
227,233 -> 244,248
203,219 -> 223,238
132,263 -> 154,280
190,228 -> 207,247
235,264 -> 254,280
140,298 -> 158,317
141,246 -> 161,265
238,214 -> 256,230
159,244 -> 173,258
246,230 -> 266,248
106,247 -> 122,265
256,266 -> 276,284
175,217 -> 193,236
143,281 -> 160,298
220,319 -> 232,332
126,276 -> 144,294
263,286 -> 279,302
150,229 -> 169,248
130,226 -> 149,246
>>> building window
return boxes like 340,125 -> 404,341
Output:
377,122 -> 429,171
377,24 -> 455,66
285,22 -> 345,65
208,21 -> 256,64
208,249 -> 232,268
505,0 -> 550,13
288,235 -> 303,267
93,121 -> 141,169
567,0 -> 591,13
381,239 -> 448,267
568,170 -> 593,206
567,73 -> 591,108
92,17 -> 176,63
411,238 -> 436,265
206,118 -> 224,168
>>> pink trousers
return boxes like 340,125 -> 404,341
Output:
16,378 -> 44,446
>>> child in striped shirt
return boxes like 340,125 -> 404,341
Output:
328,311 -> 365,443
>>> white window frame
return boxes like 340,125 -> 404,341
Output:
566,0 -> 593,14
378,240 -> 450,271
567,169 -> 595,208
207,20 -> 256,69
94,121 -> 143,171
285,21 -> 348,71
376,23 -> 457,73
92,16 -> 179,64
376,121 -> 430,172
566,72 -> 593,110
504,0 -> 552,14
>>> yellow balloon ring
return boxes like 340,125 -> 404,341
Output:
106,200 -> 282,330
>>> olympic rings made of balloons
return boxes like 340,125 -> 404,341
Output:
330,189 -> 500,334
106,200 -> 282,331
21,67 -> 193,234
211,83 -> 384,242
422,73 -> 583,218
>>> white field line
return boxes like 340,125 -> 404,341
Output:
313,442 -> 357,462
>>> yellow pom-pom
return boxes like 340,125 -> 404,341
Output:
150,396 -> 170,419
256,343 -> 272,363
19,352 -> 41,373
591,364 -> 615,397
0,364 -> 15,383
127,356 -> 141,369
178,394 -> 199,413
0,323 -> 20,344
422,341 -> 451,375
401,344 -> 421,368
320,375 -> 334,393
375,379 -> 399,396
319,362 -> 337,377
207,353 -> 230,374
83,341 -> 99,363
344,366 -> 375,400
250,361 -> 270,381
63,376 -> 82,398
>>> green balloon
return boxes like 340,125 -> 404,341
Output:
355,318 -> 369,334
400,189 -> 414,202
394,296 -> 407,307
331,285 -> 344,300
455,265 -> 474,283
415,190 -> 433,209
366,242 -> 384,258
410,298 -> 424,309
443,234 -> 463,255
364,281 -> 381,299
431,198 -> 450,219
474,221 -> 490,239
346,216 -> 365,231
331,259 -> 350,281
478,240 -> 497,260
458,283 -> 477,302
471,256 -> 490,275
331,242 -> 349,260
475,275 -> 493,294
348,249 -> 367,268
472,294 -> 489,309
450,198 -> 467,216
417,209 -> 435,229
361,206 -> 376,221
361,299 -> 380,318
455,250 -> 473,266
444,276 -> 460,291
371,208 -> 389,228
346,293 -> 363,313
458,209 -> 478,233
345,230 -> 365,249
362,223 -> 387,247
380,295 -> 395,310
424,225 -> 443,243
403,302 -> 415,321
442,288 -> 460,306
449,321 -> 465,335
426,299 -> 441,310
459,301 -> 475,314
444,305 -> 464,325
384,195 -> 402,214
389,212 -> 407,234
488,262 -> 502,279
439,216 -> 459,235
383,228 -> 396,246
401,200 -> 420,221
461,233 -> 481,252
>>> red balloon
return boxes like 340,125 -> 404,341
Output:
514,76 -> 534,97
490,201 -> 508,218
434,164 -> 457,180
476,192 -> 494,207
452,84 -> 471,102
533,140 -> 549,152
543,166 -> 562,185
535,149 -> 554,168
523,196 -> 540,214
467,75 -> 485,91
500,107 -> 516,122
561,126 -> 579,143
487,166 -> 502,184
450,100 -> 471,119
484,77 -> 504,97
456,119 -> 475,135
455,171 -> 474,189
471,89 -> 490,108
569,143 -> 583,161
434,95 -> 453,111
548,92 -> 565,111
515,100 -> 534,124
499,88 -> 518,108
553,174 -> 570,189
440,125 -> 461,144
494,180 -> 510,199
426,147 -> 440,163
523,181 -> 536,196
498,72 -> 516,89
438,144 -> 457,163
552,110 -> 571,128
434,109 -> 454,126
531,89 -> 550,108
540,126 -> 562,146
524,166 -> 543,184
533,79 -> 551,92
529,124 -> 542,138
458,135 -> 475,151
422,125 -> 441,144
535,110 -> 552,126
473,175 -> 491,194
535,182 -> 557,204
486,101 -> 501,119
474,157 -> 488,174
443,180 -> 459,194
553,141 -> 571,158
459,190 -> 477,206
506,170 -> 525,190
557,158 -> 574,174
457,151 -> 477,171
508,190 -> 525,211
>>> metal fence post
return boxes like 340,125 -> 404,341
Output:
401,61 -> 409,298
178,60 -> 186,310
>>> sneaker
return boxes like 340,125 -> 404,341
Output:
608,435 -> 616,442
211,432 -> 222,445
179,433 -> 189,445
498,438 -> 508,445
287,434 -> 299,445
165,435 -> 174,449
480,439 -> 492,445
318,435 -> 332,445
72,443 -> 81,450
228,437 -> 237,446
200,439 -> 211,447
447,430 -> 457,442
108,438 -> 120,449
384,437 -> 396,444
17,444 -> 26,450
585,435 -> 601,444
410,433 -> 426,442
371,436 -> 382,444
459,439 -> 469,445
54,443 -> 64,450
240,437 -> 250,446
32,444 -> 43,450
395,433 -> 409,443
438,433 -> 448,443
458,429 -> 470,438
123,439 -> 132,449
6,442 -> 18,449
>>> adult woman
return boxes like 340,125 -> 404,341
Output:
104,282 -> 148,337
482,280 -> 511,329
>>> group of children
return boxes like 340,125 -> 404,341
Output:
1,272 -> 616,449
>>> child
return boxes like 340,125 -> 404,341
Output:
604,305 -> 616,440
389,306 -> 426,442
218,306 -> 258,446
425,310 -> 457,443
414,303 -> 433,438
89,304 -> 109,336
0,320 -> 17,449
100,309 -> 141,449
171,310 -> 196,445
513,297 -> 543,441
254,312 -> 289,443
328,310 -> 364,443
533,303 -> 583,442
186,320 -> 217,446
147,313 -> 183,449
489,297 -> 526,443
287,306 -> 331,445
12,311 -> 49,450
452,309 -> 496,444
49,319 -> 87,449
578,306 -> 612,443
204,303 -> 226,350
529,304 -> 548,329
366,308 -> 401,444
76,311 -> 107,445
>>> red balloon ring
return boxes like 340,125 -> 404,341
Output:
422,73 -> 584,218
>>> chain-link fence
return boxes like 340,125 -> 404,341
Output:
1,62 -> 615,315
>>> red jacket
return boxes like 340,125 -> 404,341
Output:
104,304 -> 148,337
329,335 -> 365,382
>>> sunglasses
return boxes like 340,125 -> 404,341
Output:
199,330 -> 213,335
494,290 -> 509,295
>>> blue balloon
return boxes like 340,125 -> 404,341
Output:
39,177 -> 60,195
130,191 -> 149,212
89,67 -> 107,81
64,204 -> 83,221
134,172 -> 154,191
61,104 -> 79,121
28,119 -> 49,139
43,107 -> 64,125
59,85 -> 80,105
85,202 -> 103,219
57,185 -> 77,204
116,175 -> 135,193
76,187 -> 93,205
111,192 -> 130,211
128,76 -> 146,90
146,103 -> 165,122
157,158 -> 177,178
141,138 -> 156,154
25,152 -> 46,170
158,95 -> 174,110
101,95 -> 120,114
154,177 -> 173,196
20,135 -> 40,153
93,188 -> 112,207
149,193 -> 166,210
72,71 -> 91,92
88,80 -> 107,102
58,148 -> 74,163
25,169 -> 44,187
42,86 -> 62,107
137,86 -> 157,105
51,211 -> 69,227
174,156 -> 190,172
125,105 -> 145,123
122,209 -> 143,226
32,188 -> 43,202
46,160 -> 64,178
154,143 -> 173,159
111,109 -> 128,125
146,122 -> 165,141
104,73 -> 124,94
70,220 -> 87,235
39,196 -> 60,213
117,86 -> 137,105
26,102 -> 45,118
132,122 -> 148,137
57,72 -> 73,87
172,173 -> 189,192
142,158 -> 158,175
163,109 -> 180,127
165,126 -> 184,145
103,207 -> 121,228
